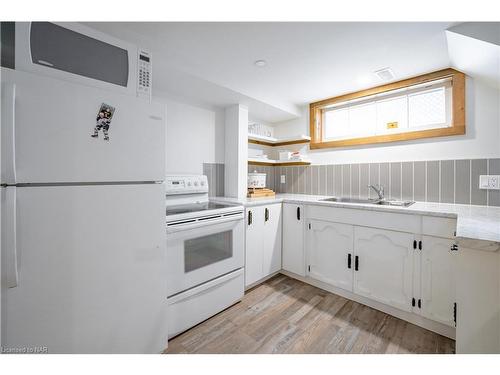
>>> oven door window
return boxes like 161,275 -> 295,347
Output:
184,230 -> 233,273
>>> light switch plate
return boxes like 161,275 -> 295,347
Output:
281,175 -> 286,184
479,175 -> 500,190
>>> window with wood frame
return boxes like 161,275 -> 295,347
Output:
309,68 -> 465,149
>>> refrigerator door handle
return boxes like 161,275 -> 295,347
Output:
3,187 -> 18,288
1,83 -> 17,184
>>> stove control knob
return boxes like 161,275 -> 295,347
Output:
194,181 -> 199,186
200,181 -> 205,186
187,182 -> 191,186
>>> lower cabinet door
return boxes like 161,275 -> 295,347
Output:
245,207 -> 264,286
263,203 -> 282,276
353,226 -> 414,312
282,203 -> 305,276
420,235 -> 456,327
307,220 -> 354,292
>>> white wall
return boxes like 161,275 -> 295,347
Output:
272,77 -> 500,164
155,96 -> 225,175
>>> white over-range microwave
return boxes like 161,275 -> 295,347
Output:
14,22 -> 152,98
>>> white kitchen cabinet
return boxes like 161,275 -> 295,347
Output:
245,207 -> 265,286
263,204 -> 282,276
282,203 -> 305,276
353,226 -> 414,312
307,220 -> 354,292
419,235 -> 457,327
245,203 -> 282,287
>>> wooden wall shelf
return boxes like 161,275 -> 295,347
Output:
248,134 -> 311,147
248,158 -> 311,166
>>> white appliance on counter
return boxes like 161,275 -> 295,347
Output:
165,175 -> 244,338
1,66 -> 167,353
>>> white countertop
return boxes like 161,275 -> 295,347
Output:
212,194 -> 500,248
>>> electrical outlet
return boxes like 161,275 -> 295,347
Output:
479,175 -> 500,190
281,175 -> 286,184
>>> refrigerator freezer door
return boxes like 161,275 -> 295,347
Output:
1,68 -> 165,183
0,83 -> 16,184
1,186 -> 18,288
2,183 -> 168,353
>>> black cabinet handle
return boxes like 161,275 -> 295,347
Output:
297,206 -> 301,221
418,240 -> 422,250
347,253 -> 352,269
451,244 -> 458,251
248,211 -> 252,225
418,299 -> 422,309
265,207 -> 269,222
412,298 -> 416,307
413,240 -> 417,249
354,256 -> 359,271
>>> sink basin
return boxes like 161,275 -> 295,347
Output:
320,197 -> 415,207
321,197 -> 380,204
377,200 -> 415,207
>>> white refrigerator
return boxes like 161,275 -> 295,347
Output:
0,68 -> 168,353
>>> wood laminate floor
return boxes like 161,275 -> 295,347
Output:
165,275 -> 455,354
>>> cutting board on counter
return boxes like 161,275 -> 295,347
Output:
247,188 -> 276,198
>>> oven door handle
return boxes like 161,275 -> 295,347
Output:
166,213 -> 244,234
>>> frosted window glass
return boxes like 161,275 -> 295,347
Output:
376,96 -> 408,134
349,103 -> 377,136
324,108 -> 350,139
408,87 -> 446,128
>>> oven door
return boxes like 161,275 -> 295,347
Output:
166,213 -> 244,297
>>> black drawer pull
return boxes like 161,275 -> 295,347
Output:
265,207 -> 269,222
297,206 -> 301,221
347,253 -> 352,269
354,255 -> 359,271
248,211 -> 252,225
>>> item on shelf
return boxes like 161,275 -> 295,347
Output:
247,188 -> 276,198
279,151 -> 292,161
290,151 -> 302,160
248,171 -> 267,188
248,148 -> 264,158
254,154 -> 269,160
248,122 -> 274,138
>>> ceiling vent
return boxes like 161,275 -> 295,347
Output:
374,68 -> 395,82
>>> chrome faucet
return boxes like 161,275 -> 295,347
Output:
368,184 -> 385,200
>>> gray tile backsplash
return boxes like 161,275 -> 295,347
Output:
274,158 -> 500,206
203,163 -> 225,197
413,161 -> 426,202
455,159 -> 470,205
426,161 -> 440,203
401,162 -> 413,201
488,159 -> 500,207
440,160 -> 454,204
390,162 -> 402,200
471,159 -> 487,205
210,158 -> 500,207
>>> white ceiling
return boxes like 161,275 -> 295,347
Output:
87,22 -> 456,122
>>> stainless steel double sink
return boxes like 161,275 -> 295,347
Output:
320,197 -> 415,207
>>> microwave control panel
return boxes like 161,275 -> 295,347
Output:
137,50 -> 152,98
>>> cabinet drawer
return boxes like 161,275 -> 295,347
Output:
306,205 -> 421,234
422,216 -> 457,239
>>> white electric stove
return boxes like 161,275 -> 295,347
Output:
165,175 -> 245,338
